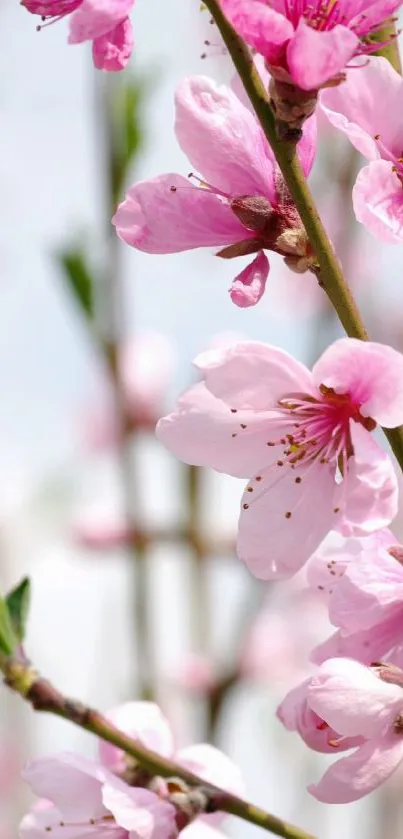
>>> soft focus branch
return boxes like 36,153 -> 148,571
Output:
1,654 -> 315,839
202,0 -> 403,469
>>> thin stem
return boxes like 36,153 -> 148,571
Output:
2,656 -> 316,839
373,22 -> 401,74
201,0 -> 403,470
96,74 -> 155,700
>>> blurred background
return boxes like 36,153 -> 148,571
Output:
1,1 -> 403,837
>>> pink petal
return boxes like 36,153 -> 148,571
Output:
307,658 -> 402,738
69,0 -> 133,41
176,744 -> 244,798
19,807 -> 89,839
99,702 -> 174,774
276,678 -> 363,753
309,734 -> 403,803
353,160 -> 403,244
175,76 -> 277,201
156,382 -> 276,478
329,547 -> 403,633
286,21 -> 358,91
350,0 -> 403,34
229,252 -> 269,308
21,753 -> 110,821
194,341 -> 315,410
342,425 -> 398,534
320,57 -> 403,161
306,533 -> 363,598
312,337 -> 403,426
181,825 -> 226,839
92,17 -> 133,70
102,785 -> 176,839
112,174 -> 247,253
236,459 -> 340,579
311,618 -> 403,666
221,0 -> 293,63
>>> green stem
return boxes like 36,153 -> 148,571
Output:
2,656 -> 315,839
373,22 -> 401,74
202,0 -> 403,469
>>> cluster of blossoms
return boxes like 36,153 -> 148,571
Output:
19,0 -> 403,818
20,702 -> 244,837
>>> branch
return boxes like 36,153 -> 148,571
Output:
202,0 -> 403,470
2,655 -> 315,839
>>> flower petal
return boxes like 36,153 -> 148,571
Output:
156,382 -> 276,478
221,0 -> 293,62
92,17 -> 133,70
353,160 -> 403,244
194,341 -> 315,410
69,0 -> 133,42
229,251 -> 269,308
286,21 -> 358,91
175,76 -> 277,201
102,785 -> 176,839
329,546 -> 403,633
236,459 -> 340,579
112,174 -> 247,253
99,702 -> 174,774
320,56 -> 403,161
307,658 -> 402,738
309,734 -> 403,803
312,337 -> 403,426
342,425 -> 398,535
176,744 -> 244,798
21,753 -> 109,821
311,618 -> 403,666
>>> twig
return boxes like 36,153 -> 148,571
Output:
2,655 -> 315,839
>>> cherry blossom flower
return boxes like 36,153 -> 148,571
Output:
113,73 -> 317,307
19,752 -> 177,839
98,701 -> 244,818
220,0 -> 401,92
277,676 -> 364,753
157,338 -> 403,578
320,56 -> 403,243
22,0 -> 134,71
310,530 -> 403,666
307,658 -> 403,802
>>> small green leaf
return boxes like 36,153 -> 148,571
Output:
0,597 -> 18,656
6,578 -> 31,644
58,248 -> 94,319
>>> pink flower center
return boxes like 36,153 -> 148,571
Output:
275,384 -> 375,469
282,0 -> 398,50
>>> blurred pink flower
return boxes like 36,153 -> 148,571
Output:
157,338 -> 403,579
20,752 -> 176,839
321,57 -> 403,243
72,505 -> 132,550
307,658 -> 403,802
82,333 -> 175,452
113,74 -> 317,306
22,0 -> 134,70
172,654 -> 217,694
220,0 -> 401,91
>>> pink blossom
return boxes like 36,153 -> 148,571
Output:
277,676 -> 364,753
72,505 -> 132,550
113,73 -> 317,306
311,530 -> 403,666
19,752 -> 176,839
220,0 -> 401,91
157,338 -> 403,579
320,56 -> 403,243
22,0 -> 134,71
307,658 -> 403,802
98,701 -> 244,818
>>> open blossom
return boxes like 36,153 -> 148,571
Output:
220,0 -> 401,92
19,752 -> 177,839
311,530 -> 403,666
307,658 -> 403,802
320,56 -> 403,243
113,72 -> 317,307
157,338 -> 403,579
99,701 -> 244,816
22,0 -> 134,71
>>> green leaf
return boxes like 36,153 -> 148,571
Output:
6,578 -> 31,644
58,248 -> 94,319
0,597 -> 18,656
